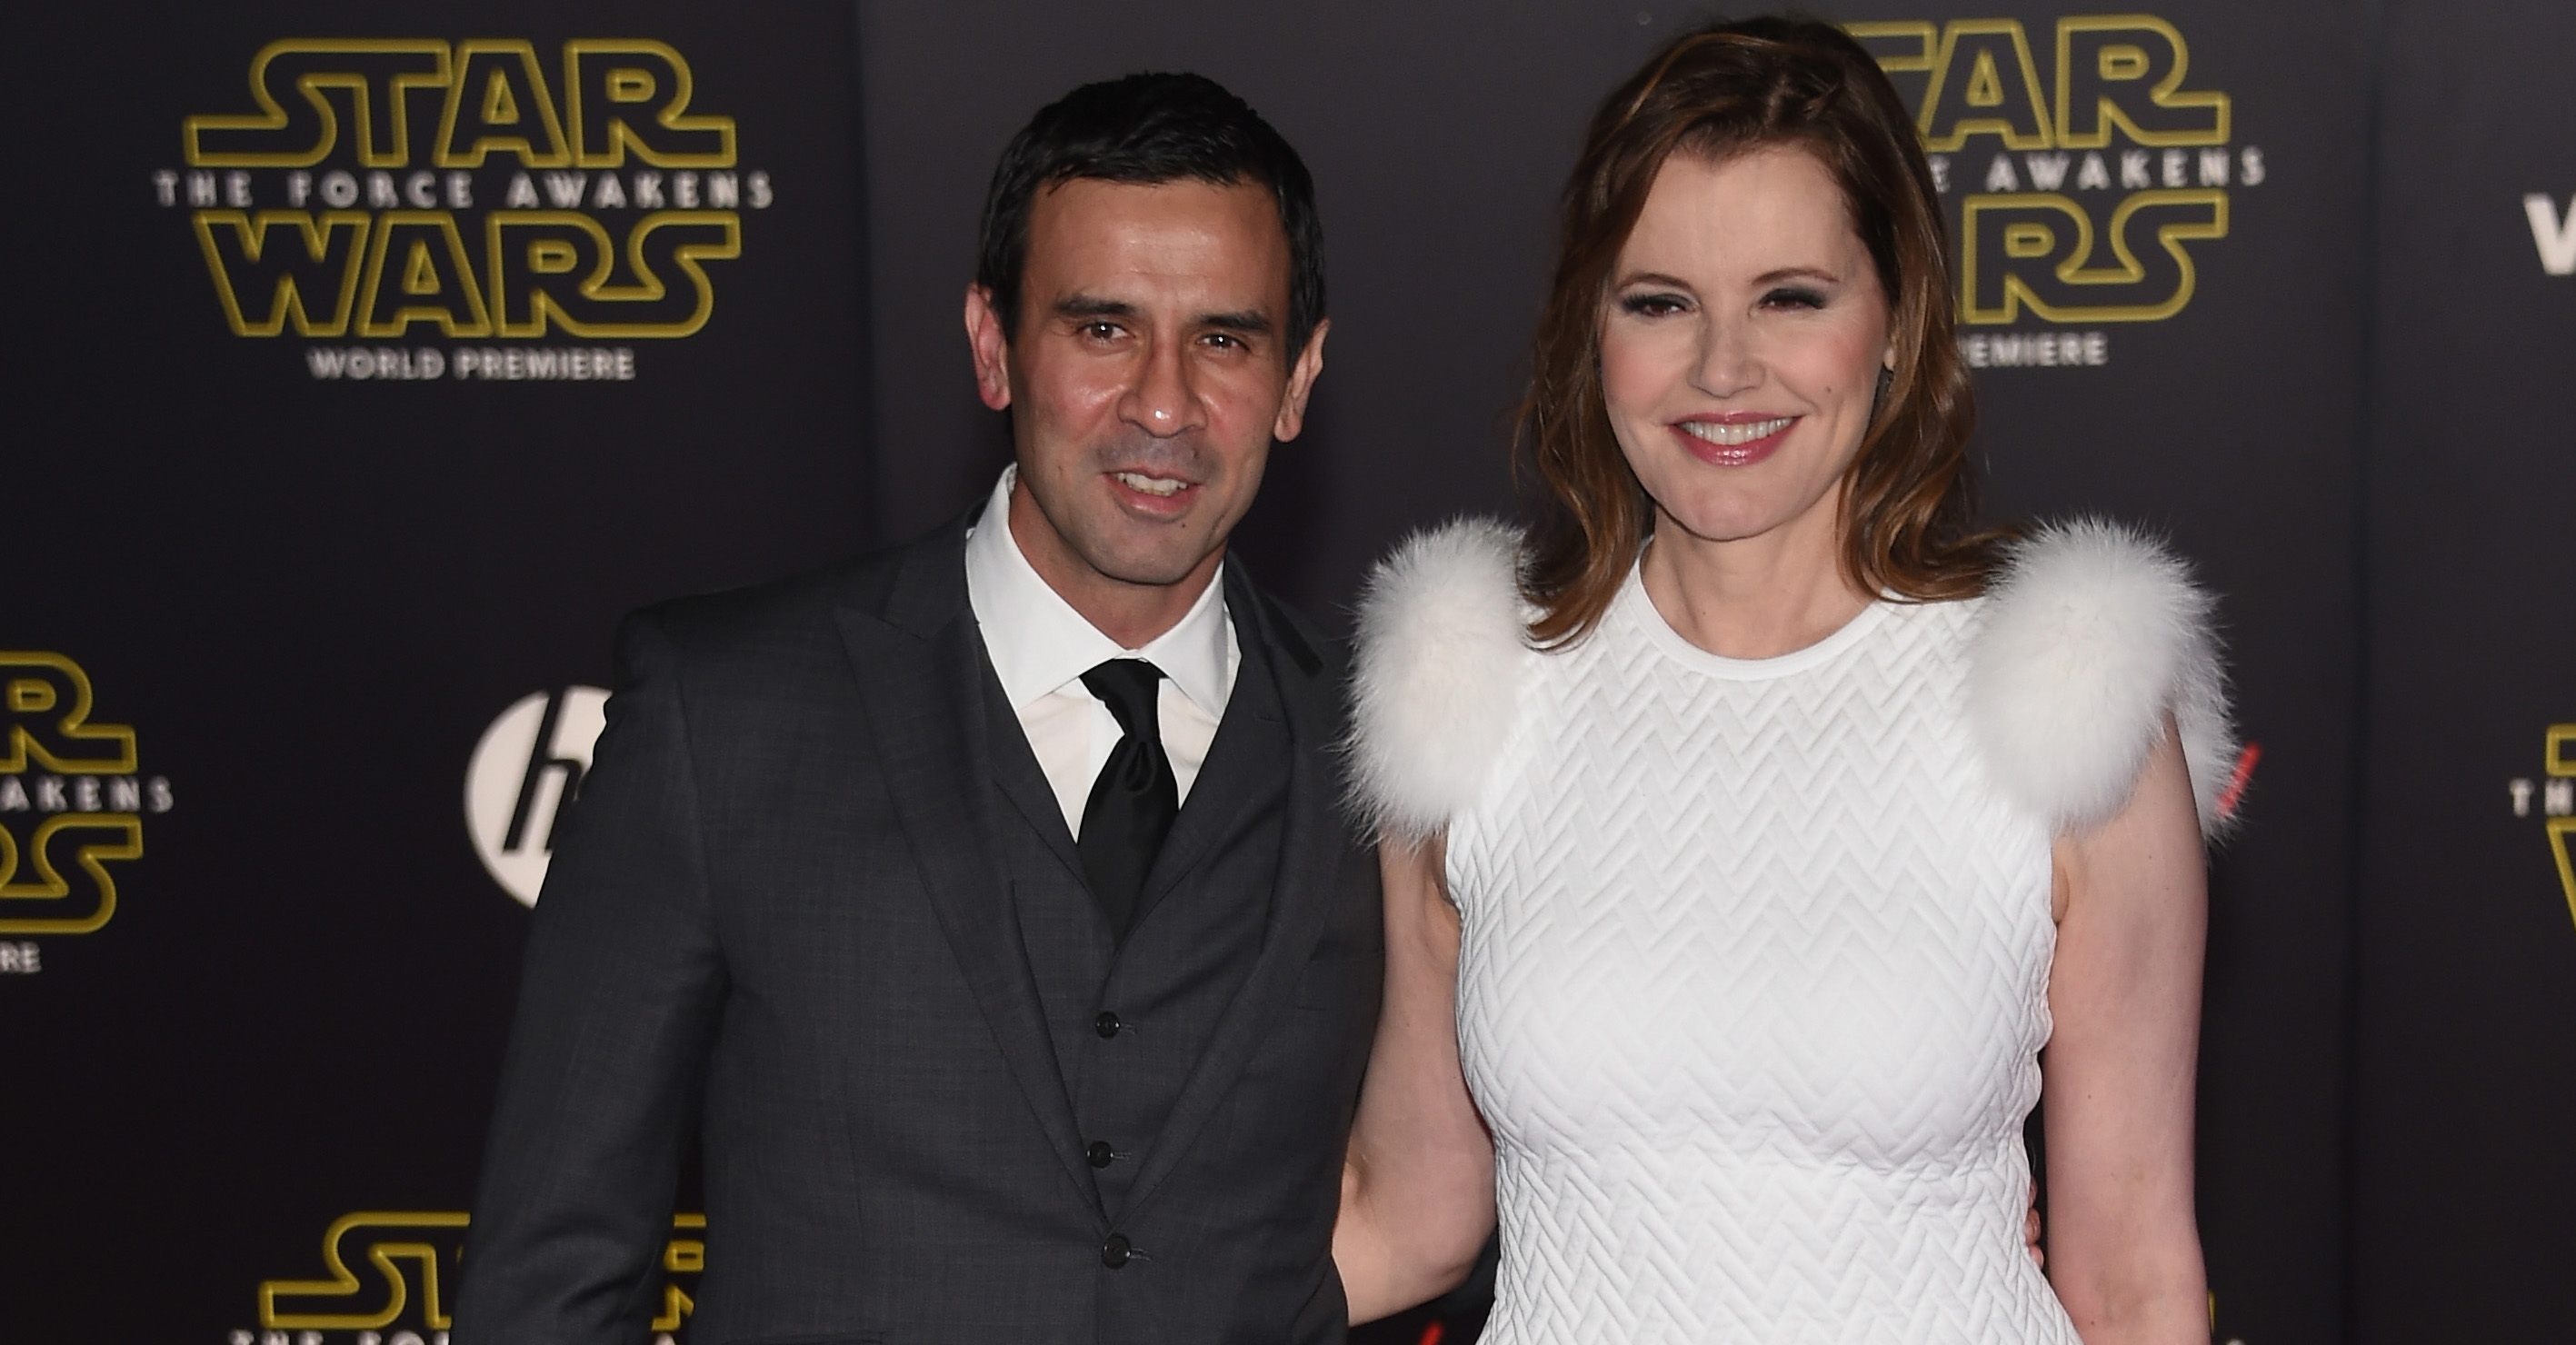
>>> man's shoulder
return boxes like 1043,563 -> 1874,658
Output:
1238,580 -> 1340,677
626,519 -> 966,669
1226,567 -> 1349,728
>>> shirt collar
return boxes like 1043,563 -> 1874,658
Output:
964,465 -> 1235,719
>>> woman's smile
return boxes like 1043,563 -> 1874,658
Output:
1671,413 -> 1800,467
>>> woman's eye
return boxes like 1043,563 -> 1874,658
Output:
1620,293 -> 1689,317
1762,287 -> 1827,310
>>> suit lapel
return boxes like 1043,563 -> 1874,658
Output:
1117,572 -> 1350,1223
834,523 -> 1104,1220
980,672 -> 1085,884
1123,625 -> 1288,934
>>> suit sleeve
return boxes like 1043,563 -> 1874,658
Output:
454,609 -> 725,1344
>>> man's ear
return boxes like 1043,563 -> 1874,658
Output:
964,283 -> 1013,411
1271,318 -> 1331,442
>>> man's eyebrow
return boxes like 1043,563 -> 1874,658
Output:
1196,309 -> 1273,334
1053,294 -> 1138,319
1051,295 -> 1273,334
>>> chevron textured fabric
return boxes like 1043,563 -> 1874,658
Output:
1449,568 -> 2080,1343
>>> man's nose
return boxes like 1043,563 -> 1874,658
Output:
1121,334 -> 1203,437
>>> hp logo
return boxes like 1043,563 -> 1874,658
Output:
464,686 -> 609,906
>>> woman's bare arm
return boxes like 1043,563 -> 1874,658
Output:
1335,834 -> 1497,1323
2042,724 -> 2210,1344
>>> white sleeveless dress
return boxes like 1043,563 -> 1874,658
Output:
1347,521 -> 2233,1345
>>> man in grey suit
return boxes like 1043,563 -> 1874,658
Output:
454,72 -> 1381,1343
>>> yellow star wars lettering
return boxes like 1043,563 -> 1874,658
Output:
174,40 -> 752,342
1851,15 -> 2252,326
0,653 -> 157,937
247,1211 -> 704,1340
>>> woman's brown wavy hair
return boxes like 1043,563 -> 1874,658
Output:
1519,15 -> 2001,645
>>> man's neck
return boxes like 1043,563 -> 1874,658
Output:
1005,480 -> 1222,649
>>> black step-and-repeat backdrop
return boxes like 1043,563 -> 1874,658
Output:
3,3 -> 869,1341
2353,0 -> 2576,1339
1,1 -> 2562,1341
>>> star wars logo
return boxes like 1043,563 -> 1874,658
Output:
2503,724 -> 2576,930
155,39 -> 767,374
1852,15 -> 2265,354
232,1210 -> 704,1345
1,653 -> 173,943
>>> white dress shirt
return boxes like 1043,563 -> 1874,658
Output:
964,466 -> 1239,839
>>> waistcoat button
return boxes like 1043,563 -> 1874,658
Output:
1086,1140 -> 1116,1168
1094,1010 -> 1123,1038
1101,1233 -> 1133,1268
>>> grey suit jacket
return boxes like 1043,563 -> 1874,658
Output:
454,516 -> 1384,1345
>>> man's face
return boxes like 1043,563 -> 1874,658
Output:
968,176 -> 1325,610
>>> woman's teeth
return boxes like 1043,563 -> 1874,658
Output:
1114,471 -> 1187,497
1682,416 -> 1795,446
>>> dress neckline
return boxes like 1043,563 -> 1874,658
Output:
1612,558 -> 1893,681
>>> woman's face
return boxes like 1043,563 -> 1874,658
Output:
1599,146 -> 1894,551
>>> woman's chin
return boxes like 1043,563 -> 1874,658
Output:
1652,500 -> 1796,547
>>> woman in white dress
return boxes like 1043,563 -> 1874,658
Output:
1331,17 -> 2228,1344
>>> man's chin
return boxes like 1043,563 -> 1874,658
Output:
1092,555 -> 1221,591
1074,534 -> 1226,592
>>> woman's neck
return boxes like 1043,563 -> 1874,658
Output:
1638,502 -> 1873,661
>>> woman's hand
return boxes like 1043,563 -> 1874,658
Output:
2041,722 -> 2211,1344
1333,833 -> 1497,1323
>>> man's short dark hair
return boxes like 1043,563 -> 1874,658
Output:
976,72 -> 1325,357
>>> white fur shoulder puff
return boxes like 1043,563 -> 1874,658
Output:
1344,518 -> 1529,842
1968,519 -> 2239,841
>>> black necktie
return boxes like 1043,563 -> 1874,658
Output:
1078,659 -> 1178,940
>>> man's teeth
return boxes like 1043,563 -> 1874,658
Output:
1682,416 -> 1795,446
1113,471 -> 1187,497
